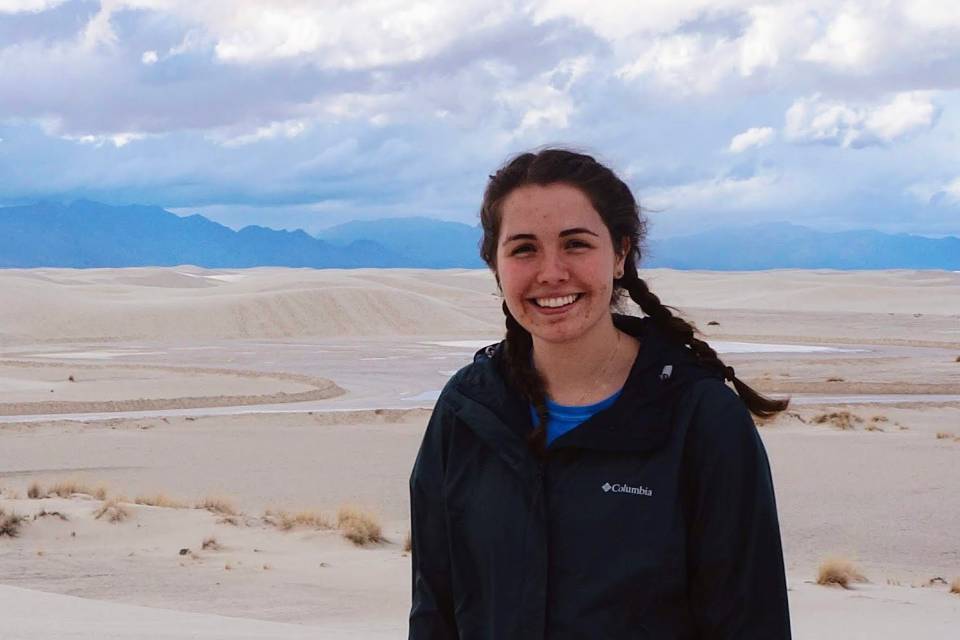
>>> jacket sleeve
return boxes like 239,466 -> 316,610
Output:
408,398 -> 459,639
682,384 -> 792,639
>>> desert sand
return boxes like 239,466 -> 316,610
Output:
1,267 -> 959,638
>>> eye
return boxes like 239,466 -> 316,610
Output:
510,243 -> 535,256
565,238 -> 592,250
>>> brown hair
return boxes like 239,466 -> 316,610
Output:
479,148 -> 788,451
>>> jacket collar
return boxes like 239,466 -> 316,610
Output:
447,314 -> 719,469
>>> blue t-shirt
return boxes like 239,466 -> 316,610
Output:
531,388 -> 623,446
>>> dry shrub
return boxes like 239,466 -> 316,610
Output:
817,557 -> 867,588
94,498 -> 130,523
33,509 -> 69,521
812,411 -> 862,430
135,493 -> 188,509
201,536 -> 222,551
864,423 -> 885,432
27,482 -> 44,499
826,377 -> 845,382
870,415 -> 889,423
336,506 -> 384,546
195,496 -> 237,516
0,508 -> 27,537
936,431 -> 953,440
266,509 -> 331,531
951,577 -> 960,595
48,479 -> 108,500
403,529 -> 412,553
955,355 -> 960,363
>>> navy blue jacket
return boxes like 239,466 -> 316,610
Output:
409,315 -> 791,639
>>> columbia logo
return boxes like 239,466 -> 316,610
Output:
602,482 -> 653,497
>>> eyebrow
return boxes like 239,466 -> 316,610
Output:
503,227 -> 600,243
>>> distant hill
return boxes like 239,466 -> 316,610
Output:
0,200 -> 404,268
645,223 -> 960,270
1,201 -> 958,270
316,217 -> 484,268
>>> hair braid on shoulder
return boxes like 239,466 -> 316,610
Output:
502,302 -> 549,453
620,267 -> 789,418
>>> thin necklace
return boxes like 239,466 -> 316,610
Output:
575,330 -> 622,405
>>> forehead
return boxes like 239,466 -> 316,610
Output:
499,183 -> 603,235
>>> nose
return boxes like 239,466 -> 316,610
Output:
537,248 -> 569,284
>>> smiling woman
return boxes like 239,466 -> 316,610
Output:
409,148 -> 792,639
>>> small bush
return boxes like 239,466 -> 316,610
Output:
195,496 -> 237,516
135,493 -> 187,509
870,415 -> 889,423
94,498 -> 130,523
403,529 -> 412,553
27,482 -> 44,499
951,577 -> 960,595
33,509 -> 69,521
201,536 -> 222,551
812,411 -> 862,430
817,557 -> 867,588
336,506 -> 384,546
0,508 -> 27,537
826,377 -> 845,382
936,431 -> 953,440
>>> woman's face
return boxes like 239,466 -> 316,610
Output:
495,183 -> 626,347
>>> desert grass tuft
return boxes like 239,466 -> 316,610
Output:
951,577 -> 960,594
33,509 -> 69,521
135,493 -> 188,509
403,529 -> 412,553
0,508 -> 27,537
48,479 -> 108,500
195,496 -> 238,516
955,355 -> 960,363
812,411 -> 862,430
336,505 -> 384,546
94,498 -> 130,523
936,431 -> 953,440
816,556 -> 867,588
201,536 -> 222,551
265,508 -> 332,531
27,482 -> 44,499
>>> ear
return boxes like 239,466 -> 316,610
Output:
614,237 -> 630,272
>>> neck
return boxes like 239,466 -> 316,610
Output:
531,315 -> 630,403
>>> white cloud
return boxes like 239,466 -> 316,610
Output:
141,50 -> 158,65
0,0 -> 66,13
617,33 -> 738,94
909,176 -> 960,206
212,119 -> 309,148
644,170 -> 781,212
728,126 -> 775,153
112,0 -> 520,69
784,92 -> 939,148
63,132 -> 147,148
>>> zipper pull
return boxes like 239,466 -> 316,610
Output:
659,364 -> 673,381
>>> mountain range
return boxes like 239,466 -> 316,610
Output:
1,200 -> 957,270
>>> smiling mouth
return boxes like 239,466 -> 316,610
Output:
531,293 -> 583,308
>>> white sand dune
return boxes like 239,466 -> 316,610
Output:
1,267 -> 959,638
0,585 -> 395,640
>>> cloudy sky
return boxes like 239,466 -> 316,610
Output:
1,0 -> 958,237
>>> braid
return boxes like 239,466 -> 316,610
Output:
620,265 -> 789,418
502,302 -> 549,454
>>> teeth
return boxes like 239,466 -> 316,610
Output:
535,294 -> 579,308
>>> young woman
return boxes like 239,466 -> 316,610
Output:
409,149 -> 791,639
